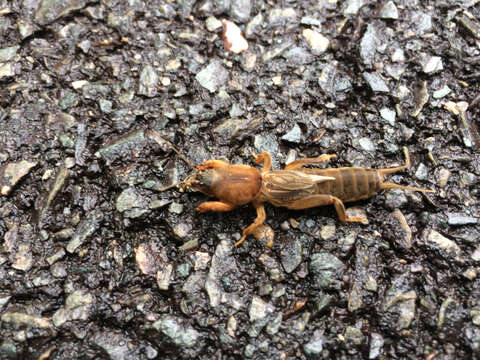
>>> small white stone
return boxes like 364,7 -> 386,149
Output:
249,295 -> 268,321
156,264 -> 173,290
302,29 -> 329,55
391,48 -> 405,62
71,80 -> 89,89
444,101 -> 468,116
380,107 -> 396,126
272,75 -> 282,85
161,77 -> 171,86
427,230 -> 460,256
0,63 -> 14,78
206,16 -> 222,32
222,20 -> 249,54
422,56 -> 443,73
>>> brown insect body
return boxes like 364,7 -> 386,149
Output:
181,148 -> 434,247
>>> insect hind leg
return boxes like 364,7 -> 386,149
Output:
380,182 -> 435,193
285,194 -> 367,223
284,154 -> 337,170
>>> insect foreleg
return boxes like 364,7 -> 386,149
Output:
234,202 -> 266,247
251,151 -> 271,173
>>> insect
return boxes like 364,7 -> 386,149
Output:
148,131 -> 435,247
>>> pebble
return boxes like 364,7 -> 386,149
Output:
384,189 -> 408,210
415,163 -> 428,181
358,137 -> 376,152
369,333 -> 384,359
249,295 -> 269,322
302,29 -> 329,55
380,108 -> 396,126
1,312 -> 51,329
157,264 -> 173,290
444,101 -> 468,116
281,123 -> 302,143
262,40 -> 293,62
268,8 -> 297,27
245,13 -> 263,38
53,290 -> 95,327
344,326 -> 364,345
344,0 -> 366,15
224,316 -> 237,339
35,0 -> 88,25
360,24 -> 379,66
436,168 -> 450,188
0,46 -> 19,62
205,240 -> 243,309
447,213 -> 478,226
392,210 -> 412,249
265,313 -> 282,335
11,243 -> 33,272
424,229 -> 461,260
382,289 -> 417,330
303,336 -> 323,357
433,85 -> 452,99
98,99 -> 112,113
1,160 -> 37,196
472,310 -> 480,326
280,238 -> 302,273
258,253 -> 284,282
205,16 -> 222,32
379,1 -> 398,19
338,232 -> 357,254
222,20 -> 249,54
411,80 -> 429,117
391,48 -> 405,62
174,224 -> 192,240
421,55 -> 443,74
135,242 -> 168,276
318,62 -> 338,96
17,19 -> 35,39
91,332 -> 135,360
463,267 -> 477,280
309,253 -> 344,290
195,60 -> 229,93
231,0 -> 251,23
412,12 -> 432,35
471,247 -> 480,261
320,224 -> 336,241
363,72 -> 389,93
168,202 -> 183,214
138,64 -> 159,97
47,248 -> 66,265
116,187 -> 149,218
153,316 -> 200,348
66,209 -> 104,253
300,17 -> 320,26
192,251 -> 211,271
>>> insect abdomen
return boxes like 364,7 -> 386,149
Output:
304,168 -> 382,203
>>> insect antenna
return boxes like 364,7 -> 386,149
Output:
146,129 -> 194,169
156,180 -> 186,192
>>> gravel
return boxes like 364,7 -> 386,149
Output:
1,0 -> 479,358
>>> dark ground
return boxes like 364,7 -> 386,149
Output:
1,0 -> 480,359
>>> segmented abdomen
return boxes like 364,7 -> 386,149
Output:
302,167 -> 382,203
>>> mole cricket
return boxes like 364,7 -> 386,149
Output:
148,130 -> 435,247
